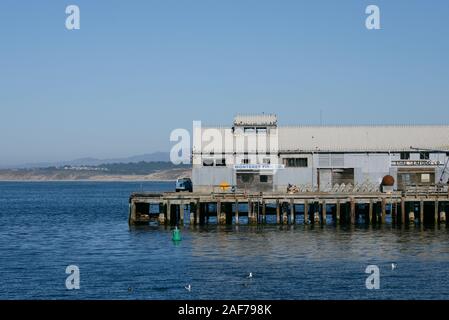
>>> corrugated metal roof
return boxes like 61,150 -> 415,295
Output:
278,125 -> 449,152
192,124 -> 449,153
234,114 -> 277,126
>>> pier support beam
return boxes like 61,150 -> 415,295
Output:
217,201 -> 225,225
336,201 -> 340,224
282,202 -> 288,225
189,202 -> 195,225
248,200 -> 257,225
304,201 -> 309,224
381,198 -> 386,224
290,200 -> 295,224
166,201 -> 171,225
322,201 -> 326,225
420,200 -> 424,225
368,200 -> 373,225
195,200 -> 200,225
276,200 -> 281,224
179,203 -> 184,226
128,202 -> 136,225
409,202 -> 415,224
401,198 -> 406,225
435,200 -> 439,225
262,200 -> 267,224
392,201 -> 398,225
350,199 -> 356,225
235,200 -> 239,225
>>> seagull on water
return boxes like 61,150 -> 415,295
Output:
248,272 -> 253,279
391,263 -> 397,270
185,284 -> 192,292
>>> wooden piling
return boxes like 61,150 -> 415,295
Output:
420,200 -> 424,225
368,200 -> 373,225
235,200 -> 239,225
195,200 -> 200,225
262,200 -> 267,224
381,198 -> 386,224
336,200 -> 340,224
401,198 -> 406,225
217,200 -> 224,224
350,199 -> 356,225
276,199 -> 280,224
435,200 -> 439,225
166,200 -> 171,225
322,201 -> 326,225
393,201 -> 398,225
281,202 -> 287,224
304,200 -> 309,224
290,199 -> 295,224
128,202 -> 136,225
179,203 -> 184,226
189,203 -> 195,225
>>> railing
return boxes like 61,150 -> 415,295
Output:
403,184 -> 449,195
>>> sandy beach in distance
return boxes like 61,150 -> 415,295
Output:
0,168 -> 191,182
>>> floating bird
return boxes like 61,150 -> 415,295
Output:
248,272 -> 253,279
391,263 -> 397,270
127,287 -> 133,293
185,284 -> 191,292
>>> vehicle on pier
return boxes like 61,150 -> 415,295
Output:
176,178 -> 193,192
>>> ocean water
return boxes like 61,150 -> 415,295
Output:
0,181 -> 449,300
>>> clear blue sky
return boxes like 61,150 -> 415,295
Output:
1,0 -> 448,165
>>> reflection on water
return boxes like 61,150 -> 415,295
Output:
0,182 -> 449,300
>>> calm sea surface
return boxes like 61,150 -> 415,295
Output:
1,181 -> 449,300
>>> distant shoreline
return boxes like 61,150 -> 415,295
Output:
0,178 -> 176,182
0,168 -> 191,182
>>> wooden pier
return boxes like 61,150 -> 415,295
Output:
129,189 -> 449,227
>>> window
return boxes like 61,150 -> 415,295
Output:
421,173 -> 431,183
263,158 -> 271,164
216,158 -> 226,166
244,127 -> 255,133
260,175 -> 268,183
241,174 -> 253,183
283,158 -> 308,167
242,158 -> 250,164
256,127 -> 267,134
202,159 -> 214,166
420,152 -> 430,160
400,152 -> 410,160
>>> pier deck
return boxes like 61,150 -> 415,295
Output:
129,189 -> 449,226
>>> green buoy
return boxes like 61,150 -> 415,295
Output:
172,226 -> 182,241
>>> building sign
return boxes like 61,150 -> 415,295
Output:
391,160 -> 442,167
234,164 -> 285,170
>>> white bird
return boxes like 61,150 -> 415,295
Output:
391,263 -> 397,270
248,272 -> 253,279
185,284 -> 191,292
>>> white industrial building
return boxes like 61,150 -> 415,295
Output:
192,114 -> 449,193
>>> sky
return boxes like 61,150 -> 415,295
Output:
0,0 -> 448,165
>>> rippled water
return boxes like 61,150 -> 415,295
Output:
1,182 -> 449,300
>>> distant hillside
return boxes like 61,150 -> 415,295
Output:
2,152 -> 171,169
0,161 -> 191,181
